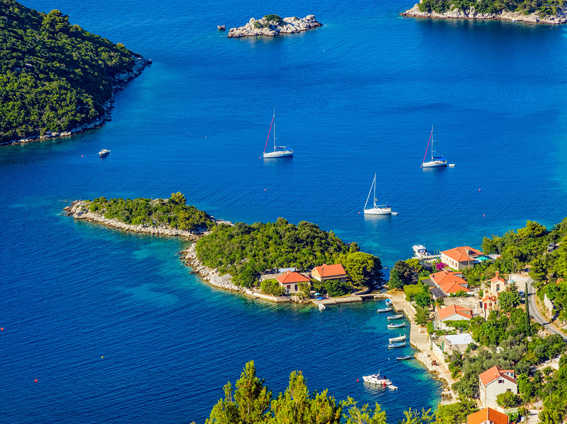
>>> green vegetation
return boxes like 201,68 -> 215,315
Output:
496,391 -> 521,408
260,279 -> 285,297
206,361 -> 436,424
417,0 -> 565,16
195,218 -> 382,288
87,192 -> 213,231
0,0 -> 143,143
263,14 -> 284,26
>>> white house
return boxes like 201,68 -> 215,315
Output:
479,366 -> 517,409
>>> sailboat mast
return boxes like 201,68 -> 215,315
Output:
264,110 -> 275,154
373,174 -> 377,207
422,126 -> 433,165
364,174 -> 375,210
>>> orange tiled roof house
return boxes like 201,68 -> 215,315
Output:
430,270 -> 471,296
436,304 -> 473,330
311,263 -> 347,283
441,246 -> 483,270
467,408 -> 509,424
276,271 -> 311,294
479,366 -> 517,409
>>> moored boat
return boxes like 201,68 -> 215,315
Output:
384,299 -> 392,306
363,173 -> 393,215
387,314 -> 404,320
377,307 -> 393,313
387,341 -> 407,348
388,385 -> 398,390
318,303 -> 326,311
421,127 -> 447,168
389,334 -> 406,343
362,372 -> 392,386
412,244 -> 429,258
396,355 -> 413,361
262,110 -> 293,158
387,322 -> 405,329
99,149 -> 111,158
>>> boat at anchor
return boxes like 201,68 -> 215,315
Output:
387,341 -> 407,348
262,110 -> 293,158
421,127 -> 447,168
387,314 -> 404,320
363,173 -> 393,215
387,322 -> 406,329
389,334 -> 406,343
377,307 -> 393,313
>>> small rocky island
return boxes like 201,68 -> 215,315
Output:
228,14 -> 322,38
402,0 -> 567,24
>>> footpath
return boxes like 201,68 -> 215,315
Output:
388,291 -> 457,403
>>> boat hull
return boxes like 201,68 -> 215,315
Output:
389,335 -> 406,343
364,207 -> 392,215
263,150 -> 293,158
422,160 -> 447,168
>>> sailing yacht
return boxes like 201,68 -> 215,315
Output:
421,127 -> 447,168
262,110 -> 293,158
363,174 -> 392,215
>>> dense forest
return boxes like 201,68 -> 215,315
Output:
87,193 -> 213,232
417,0 -> 565,16
195,218 -> 382,288
0,0 -> 142,143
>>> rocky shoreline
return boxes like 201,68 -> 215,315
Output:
2,55 -> 152,147
228,15 -> 322,38
401,4 -> 567,24
64,200 -> 202,240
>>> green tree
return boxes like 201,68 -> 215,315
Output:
499,289 -> 521,313
343,401 -> 387,424
434,399 -> 478,424
496,391 -> 521,408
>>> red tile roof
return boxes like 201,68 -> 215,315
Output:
438,304 -> 473,321
479,366 -> 516,386
312,263 -> 347,279
276,271 -> 310,285
467,408 -> 509,424
430,271 -> 470,295
490,271 -> 506,284
442,246 -> 483,263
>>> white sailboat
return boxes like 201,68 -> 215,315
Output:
421,127 -> 447,168
363,173 -> 392,215
263,110 -> 293,158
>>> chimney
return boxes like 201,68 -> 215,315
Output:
495,271 -> 499,279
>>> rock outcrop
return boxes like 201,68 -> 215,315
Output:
401,3 -> 567,24
3,55 -> 152,147
228,15 -> 322,38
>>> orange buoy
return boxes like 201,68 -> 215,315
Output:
264,188 -> 267,191
357,379 -> 359,382
479,188 -> 481,191
34,379 -> 38,383
0,327 -> 3,331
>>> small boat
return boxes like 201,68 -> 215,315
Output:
362,372 -> 392,386
99,149 -> 111,158
421,127 -> 447,168
388,385 -> 398,390
387,314 -> 404,321
396,355 -> 413,361
389,334 -> 406,343
363,173 -> 392,215
377,307 -> 393,313
318,303 -> 326,311
449,164 -> 455,168
412,244 -> 429,258
384,299 -> 392,306
387,322 -> 406,329
262,110 -> 293,158
387,341 -> 407,348
391,212 -> 399,215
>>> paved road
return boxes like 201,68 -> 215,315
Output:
526,277 -> 567,341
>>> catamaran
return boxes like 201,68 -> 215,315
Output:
421,127 -> 447,168
363,173 -> 392,215
262,110 -> 293,158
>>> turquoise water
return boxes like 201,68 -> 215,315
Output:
3,0 -> 567,421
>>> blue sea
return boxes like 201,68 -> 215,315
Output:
3,0 -> 567,422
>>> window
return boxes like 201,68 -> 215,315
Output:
498,379 -> 504,384
295,284 -> 298,291
507,389 -> 511,392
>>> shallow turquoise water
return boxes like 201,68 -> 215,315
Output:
3,0 -> 567,421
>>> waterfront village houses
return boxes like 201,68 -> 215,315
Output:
479,366 -> 517,409
276,271 -> 310,294
441,246 -> 483,270
467,408 -> 509,424
311,263 -> 347,283
436,304 -> 473,331
430,270 -> 471,298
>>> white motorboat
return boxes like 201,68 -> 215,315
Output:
262,110 -> 293,158
421,127 -> 447,168
388,385 -> 398,390
377,307 -> 393,313
363,173 -> 392,215
99,149 -> 111,158
412,244 -> 429,258
318,303 -> 326,311
388,334 -> 406,343
362,373 -> 392,386
387,341 -> 407,348
387,314 -> 404,320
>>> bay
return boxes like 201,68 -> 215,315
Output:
2,0 -> 567,421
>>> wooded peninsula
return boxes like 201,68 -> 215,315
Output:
0,0 -> 150,145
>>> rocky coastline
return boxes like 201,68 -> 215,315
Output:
401,4 -> 567,24
65,200 -> 201,240
2,55 -> 152,147
228,15 -> 322,38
